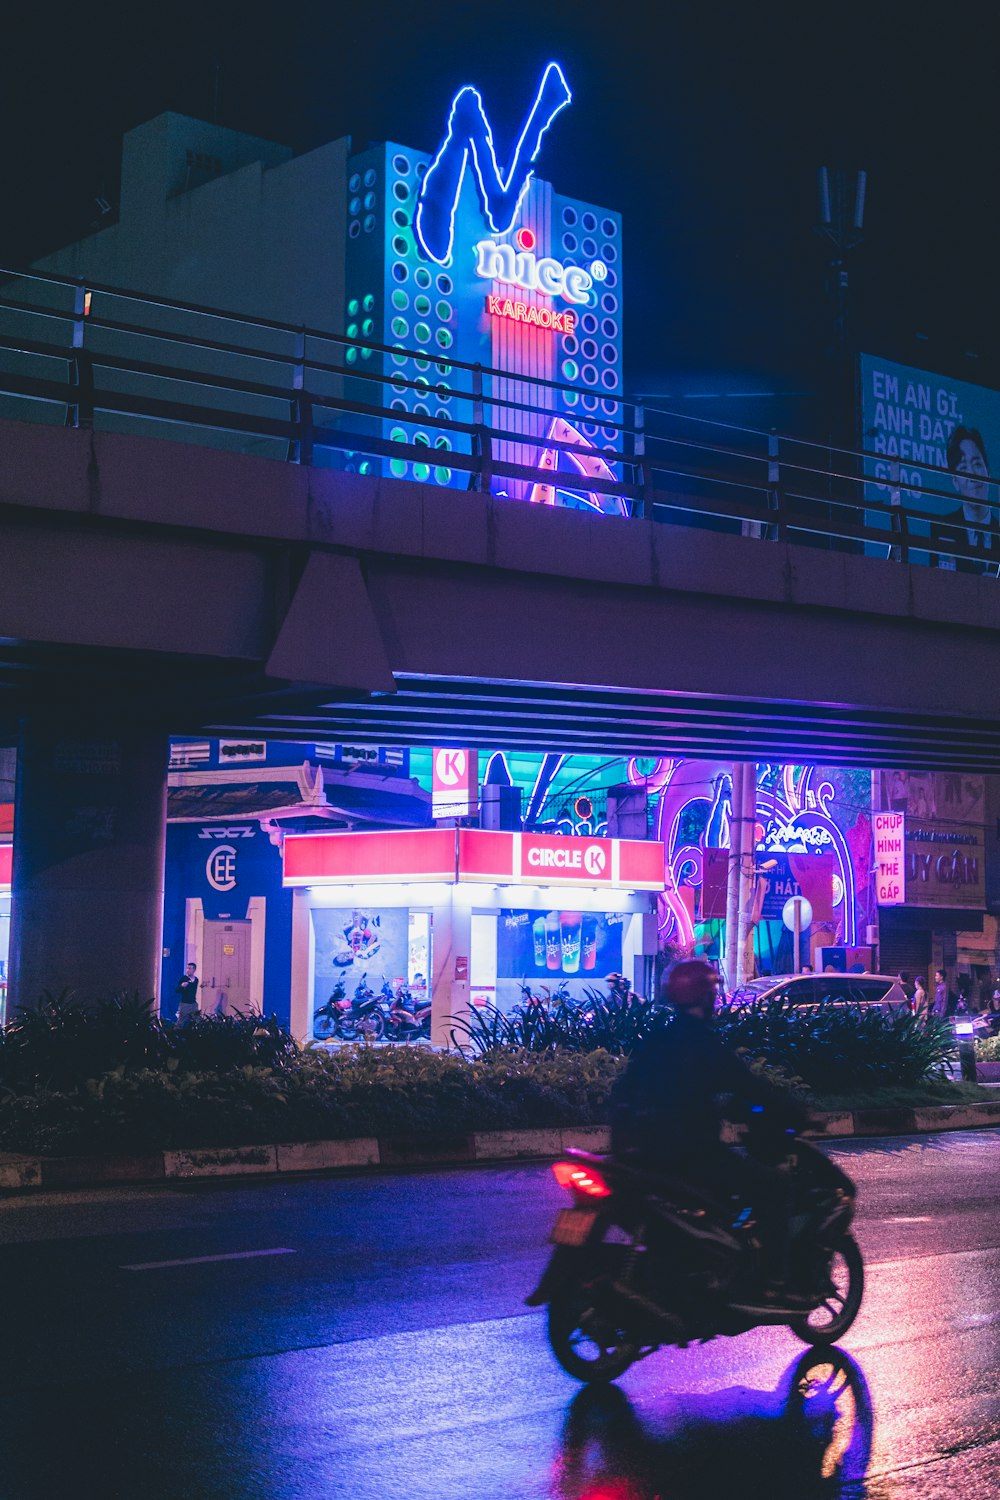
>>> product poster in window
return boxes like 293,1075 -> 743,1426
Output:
312,907 -> 409,1002
495,907 -> 623,1010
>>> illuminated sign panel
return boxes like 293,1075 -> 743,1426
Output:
432,748 -> 479,819
873,811 -> 905,906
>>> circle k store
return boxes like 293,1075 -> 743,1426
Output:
282,827 -> 665,1045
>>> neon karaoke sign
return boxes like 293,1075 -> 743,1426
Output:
415,62 -> 572,267
485,295 -> 577,333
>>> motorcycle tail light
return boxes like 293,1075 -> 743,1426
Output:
552,1161 -> 612,1198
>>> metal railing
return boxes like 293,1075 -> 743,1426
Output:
0,264 -> 997,571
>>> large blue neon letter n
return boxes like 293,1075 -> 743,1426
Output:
415,62 -> 572,267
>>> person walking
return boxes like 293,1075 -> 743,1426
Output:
176,962 -> 200,1025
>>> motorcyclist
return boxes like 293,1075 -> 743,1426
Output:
610,958 -> 812,1301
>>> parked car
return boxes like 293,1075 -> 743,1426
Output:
728,973 -> 909,1012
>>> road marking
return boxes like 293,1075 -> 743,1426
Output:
885,1215 -> 933,1223
121,1248 -> 297,1271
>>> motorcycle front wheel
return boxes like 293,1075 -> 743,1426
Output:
547,1285 -> 640,1384
790,1234 -> 864,1346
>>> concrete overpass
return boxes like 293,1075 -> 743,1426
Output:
3,416 -> 1000,768
3,269 -> 1000,1011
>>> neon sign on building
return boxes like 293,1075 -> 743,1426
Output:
485,296 -> 578,332
343,61 -> 623,508
415,62 -> 573,267
625,758 -> 867,954
474,234 -> 595,303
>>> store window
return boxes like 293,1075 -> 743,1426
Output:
492,907 -> 624,1011
310,905 -> 431,1039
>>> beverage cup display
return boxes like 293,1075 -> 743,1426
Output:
545,911 -> 561,971
581,913 -> 598,971
532,917 -> 547,968
560,911 -> 582,974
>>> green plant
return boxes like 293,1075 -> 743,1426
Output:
450,990 -> 668,1057
0,995 -> 297,1091
974,1034 -> 1000,1062
716,999 -> 955,1093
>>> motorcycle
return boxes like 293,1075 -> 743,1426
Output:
313,977 -> 348,1040
382,979 -> 432,1041
313,973 -> 385,1041
527,1114 -> 863,1384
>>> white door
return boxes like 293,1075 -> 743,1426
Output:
202,920 -> 251,1016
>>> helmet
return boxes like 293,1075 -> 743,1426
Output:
663,958 -> 719,1011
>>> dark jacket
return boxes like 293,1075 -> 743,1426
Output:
611,1011 -> 808,1161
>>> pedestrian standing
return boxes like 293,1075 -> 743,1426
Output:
912,975 -> 928,1014
987,986 -> 1000,1036
933,969 -> 949,1018
176,962 -> 200,1025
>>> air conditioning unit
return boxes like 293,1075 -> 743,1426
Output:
606,783 -> 648,839
480,783 -> 522,830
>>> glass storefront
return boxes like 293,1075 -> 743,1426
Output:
310,902 -> 434,1039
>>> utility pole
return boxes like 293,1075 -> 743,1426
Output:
725,762 -> 758,991
724,762 -> 744,995
817,166 -> 867,451
736,762 -> 758,987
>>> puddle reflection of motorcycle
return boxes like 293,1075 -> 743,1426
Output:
381,979 -> 432,1042
553,1345 -> 873,1500
313,974 -> 385,1041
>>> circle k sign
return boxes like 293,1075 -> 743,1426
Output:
434,749 -> 468,787
521,836 -> 611,883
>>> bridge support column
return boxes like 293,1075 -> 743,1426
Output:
8,721 -> 168,1014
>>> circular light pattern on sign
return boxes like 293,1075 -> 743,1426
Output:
515,227 -> 537,251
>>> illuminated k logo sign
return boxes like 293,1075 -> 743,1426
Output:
415,62 -> 572,267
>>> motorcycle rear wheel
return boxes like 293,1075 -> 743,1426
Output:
547,1286 -> 640,1384
790,1234 -> 864,1345
363,1010 -> 385,1042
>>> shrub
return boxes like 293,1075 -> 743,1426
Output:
0,1044 -> 629,1156
451,991 -> 668,1057
975,1034 -> 1000,1062
716,999 -> 955,1093
0,995 -> 296,1090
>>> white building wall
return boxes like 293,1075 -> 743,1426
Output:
34,112 -> 349,332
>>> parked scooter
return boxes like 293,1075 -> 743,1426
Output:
313,977 -> 349,1040
382,979 -> 432,1041
313,973 -> 384,1041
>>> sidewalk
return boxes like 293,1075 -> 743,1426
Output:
3,1097 -> 1000,1192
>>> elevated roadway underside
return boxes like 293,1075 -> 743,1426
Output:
3,418 -> 1000,769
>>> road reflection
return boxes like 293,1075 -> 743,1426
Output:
552,1346 -> 873,1499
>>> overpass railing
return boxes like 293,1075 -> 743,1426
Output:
0,265 -> 996,572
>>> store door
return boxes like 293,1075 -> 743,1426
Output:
203,920 -> 251,1016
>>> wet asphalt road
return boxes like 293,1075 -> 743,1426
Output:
0,1131 -> 999,1499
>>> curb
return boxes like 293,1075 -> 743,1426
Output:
2,1104 -> 1000,1193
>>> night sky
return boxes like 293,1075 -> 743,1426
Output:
4,0 -> 1000,427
